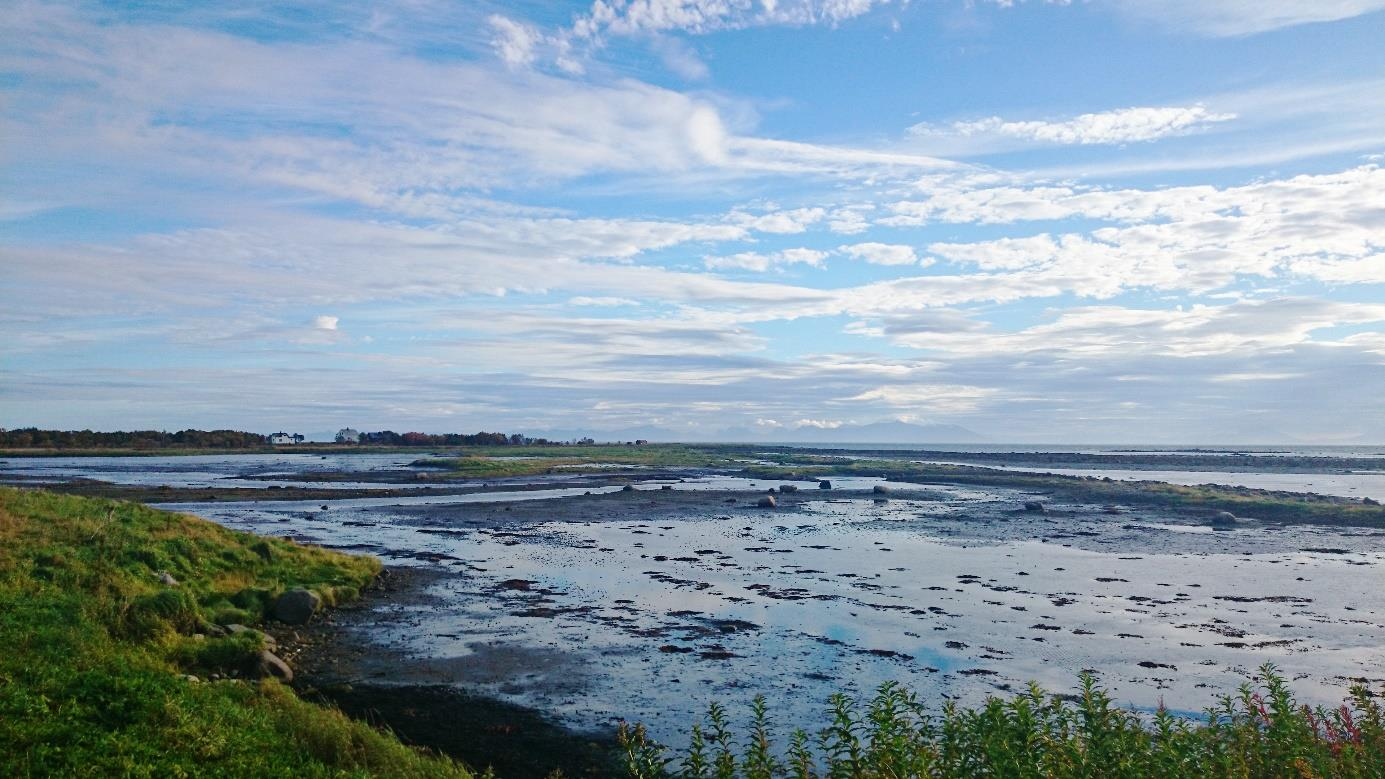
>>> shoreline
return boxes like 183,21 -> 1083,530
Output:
285,565 -> 623,779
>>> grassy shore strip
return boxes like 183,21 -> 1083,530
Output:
733,455 -> 1385,526
0,488 -> 475,778
762,446 -> 1385,473
424,444 -> 1385,526
620,672 -> 1385,778
0,477 -> 484,504
413,444 -> 754,479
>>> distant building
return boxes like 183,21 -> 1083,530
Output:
269,432 -> 303,445
335,428 -> 361,443
635,439 -> 649,445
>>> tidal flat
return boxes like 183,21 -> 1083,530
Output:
4,446 -> 1384,754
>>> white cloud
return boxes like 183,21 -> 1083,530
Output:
312,315 -> 339,330
792,418 -> 843,429
838,242 -> 920,266
570,0 -> 892,39
846,384 -> 998,413
1106,0 -> 1385,37
911,105 -> 1235,146
865,298 -> 1385,359
826,206 -> 873,234
649,35 -> 711,80
490,1 -> 894,76
985,0 -> 1385,36
927,234 -> 1060,270
488,15 -> 541,68
1209,372 -> 1305,382
1289,255 -> 1385,284
705,248 -> 828,271
727,207 -> 826,233
569,296 -> 640,307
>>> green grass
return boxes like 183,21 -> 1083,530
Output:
829,458 -> 1385,526
415,444 -> 1385,526
0,487 -> 475,778
621,669 -> 1385,778
418,444 -> 750,479
731,453 -> 1385,527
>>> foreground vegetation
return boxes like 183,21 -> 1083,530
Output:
0,487 -> 473,777
621,670 -> 1385,778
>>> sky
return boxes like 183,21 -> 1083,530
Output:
2,0 -> 1384,443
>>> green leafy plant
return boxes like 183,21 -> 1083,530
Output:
621,665 -> 1385,778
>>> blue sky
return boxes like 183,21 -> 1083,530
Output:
3,0 -> 1385,442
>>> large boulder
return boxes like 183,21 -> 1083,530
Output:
273,588 -> 321,625
818,480 -> 832,490
255,650 -> 293,682
1210,511 -> 1238,528
872,484 -> 891,495
1024,501 -> 1046,513
757,495 -> 777,509
778,484 -> 799,494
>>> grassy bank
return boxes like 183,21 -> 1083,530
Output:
622,670 -> 1385,778
415,444 -> 750,479
0,487 -> 474,777
736,454 -> 1385,527
415,443 -> 1385,526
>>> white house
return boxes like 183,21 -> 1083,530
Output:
269,432 -> 302,445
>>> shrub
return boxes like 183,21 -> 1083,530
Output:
620,665 -> 1385,778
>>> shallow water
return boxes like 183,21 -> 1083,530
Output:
7,453 -> 1385,745
191,485 -> 1385,743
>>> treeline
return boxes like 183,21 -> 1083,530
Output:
0,428 -> 569,450
0,428 -> 269,450
355,431 -> 561,446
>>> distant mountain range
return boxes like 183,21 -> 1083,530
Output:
533,420 -> 986,445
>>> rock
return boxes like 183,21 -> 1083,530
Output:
767,487 -> 777,494
621,484 -> 636,492
1024,501 -> 1045,512
757,495 -> 777,509
1365,497 -> 1380,506
272,588 -> 321,625
818,480 -> 832,490
660,485 -> 673,490
255,650 -> 293,682
157,571 -> 179,586
872,484 -> 891,495
320,505 -> 329,510
1210,511 -> 1238,528
779,484 -> 799,494
184,674 -> 200,683
225,624 -> 277,651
